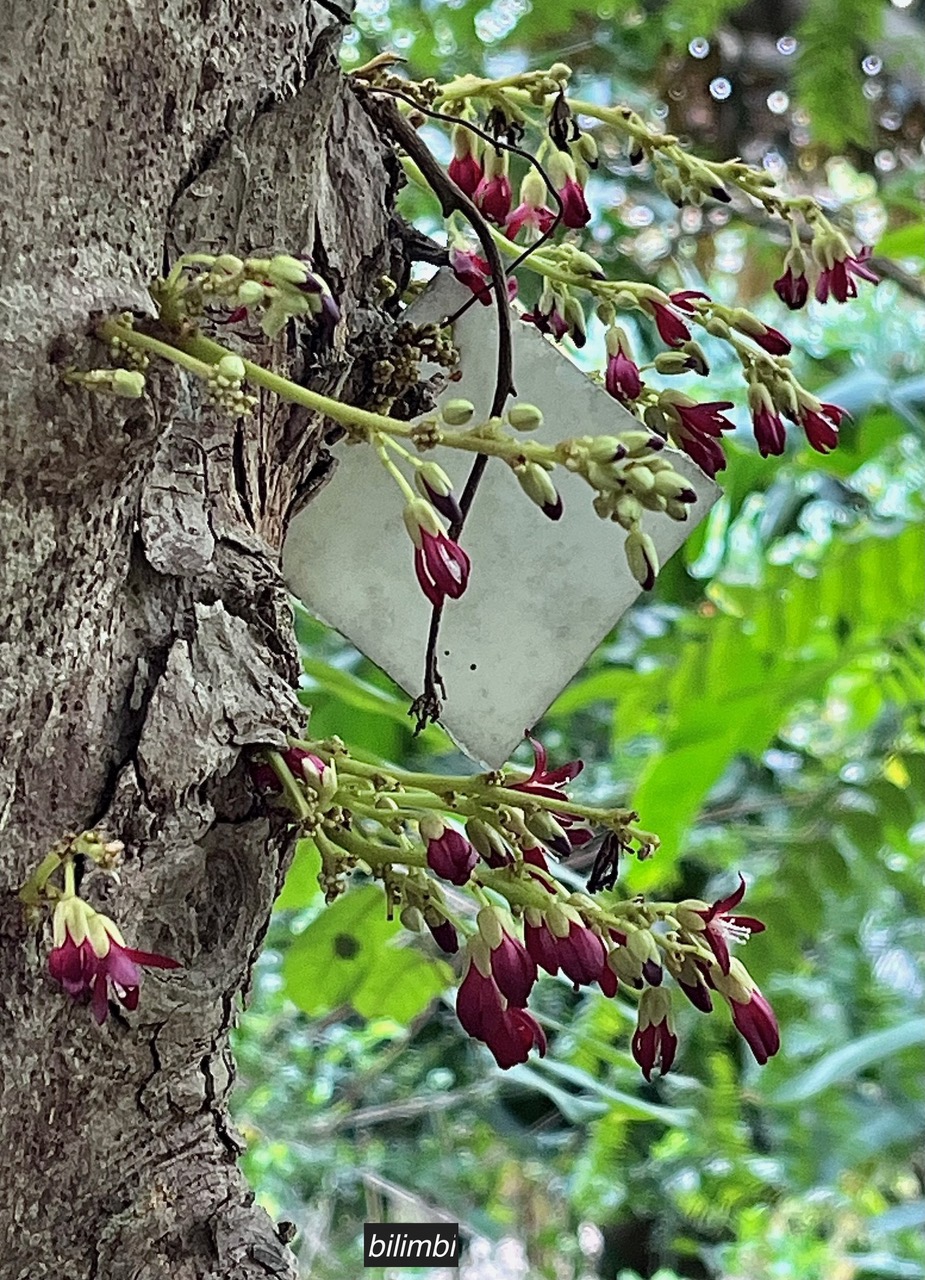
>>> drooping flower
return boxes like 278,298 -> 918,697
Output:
675,875 -> 765,976
774,246 -> 809,310
795,400 -> 846,454
604,326 -> 643,404
748,384 -> 787,458
49,895 -> 180,1024
814,243 -> 879,304
449,246 -> 517,307
414,461 -> 462,526
474,148 -> 513,225
713,958 -> 780,1065
661,393 -> 735,477
729,986 -> 780,1064
546,148 -> 591,229
524,905 -> 609,988
420,814 -> 478,886
494,1006 -> 548,1068
425,913 -> 459,955
448,122 -> 483,198
415,531 -> 471,608
505,168 -> 556,241
477,907 -> 537,1007
631,987 -> 678,1081
522,284 -> 586,347
465,817 -> 514,868
667,953 -> 714,1013
455,943 -> 547,1069
403,498 -> 471,608
774,264 -> 809,310
648,300 -> 691,348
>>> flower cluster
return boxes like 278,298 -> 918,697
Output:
774,236 -> 879,310
560,427 -> 699,588
49,894 -> 179,1024
152,251 -> 340,342
251,735 -> 779,1079
18,832 -> 181,1025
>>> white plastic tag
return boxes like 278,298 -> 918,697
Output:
283,272 -> 719,766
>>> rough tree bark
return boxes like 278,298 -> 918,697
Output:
0,2 -> 395,1275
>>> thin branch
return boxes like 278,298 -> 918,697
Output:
358,86 -> 571,729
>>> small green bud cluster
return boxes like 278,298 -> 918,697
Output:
107,316 -> 150,372
206,353 -> 257,416
562,429 -> 697,589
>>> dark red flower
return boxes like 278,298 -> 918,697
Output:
522,287 -> 586,347
670,289 -> 710,313
631,988 -> 678,1081
414,528 -> 471,608
449,246 -> 516,307
526,909 -> 609,988
506,200 -> 556,239
505,170 -> 556,240
774,264 -> 809,310
752,323 -> 791,356
815,246 -> 879,304
510,734 -> 583,796
558,176 -> 591,228
649,301 -> 691,348
474,151 -> 513,225
712,963 -> 781,1065
797,401 -> 846,454
249,760 -> 282,794
677,966 -> 714,1013
425,915 -> 459,955
50,897 -> 179,1024
449,152 -> 483,198
492,1006 -> 547,1069
478,909 -> 537,1008
523,912 -> 562,974
605,327 -> 643,404
598,962 -> 618,998
522,844 -> 552,875
729,985 -> 780,1064
664,396 -> 735,477
679,875 -> 766,977
455,955 -> 502,1042
752,401 -> 787,458
547,149 -> 591,229
455,949 -> 547,1069
420,816 -> 477,886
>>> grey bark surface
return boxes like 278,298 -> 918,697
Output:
0,2 -> 391,1275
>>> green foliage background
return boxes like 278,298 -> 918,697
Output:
232,2 -> 925,1276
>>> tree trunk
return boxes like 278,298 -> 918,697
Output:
0,2 -> 392,1274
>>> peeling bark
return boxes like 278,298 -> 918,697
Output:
0,2 -> 392,1274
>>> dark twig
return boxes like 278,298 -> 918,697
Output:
359,86 -> 568,730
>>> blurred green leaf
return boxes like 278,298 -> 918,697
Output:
274,839 -> 322,911
771,1019 -> 925,1104
282,885 -> 451,1024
